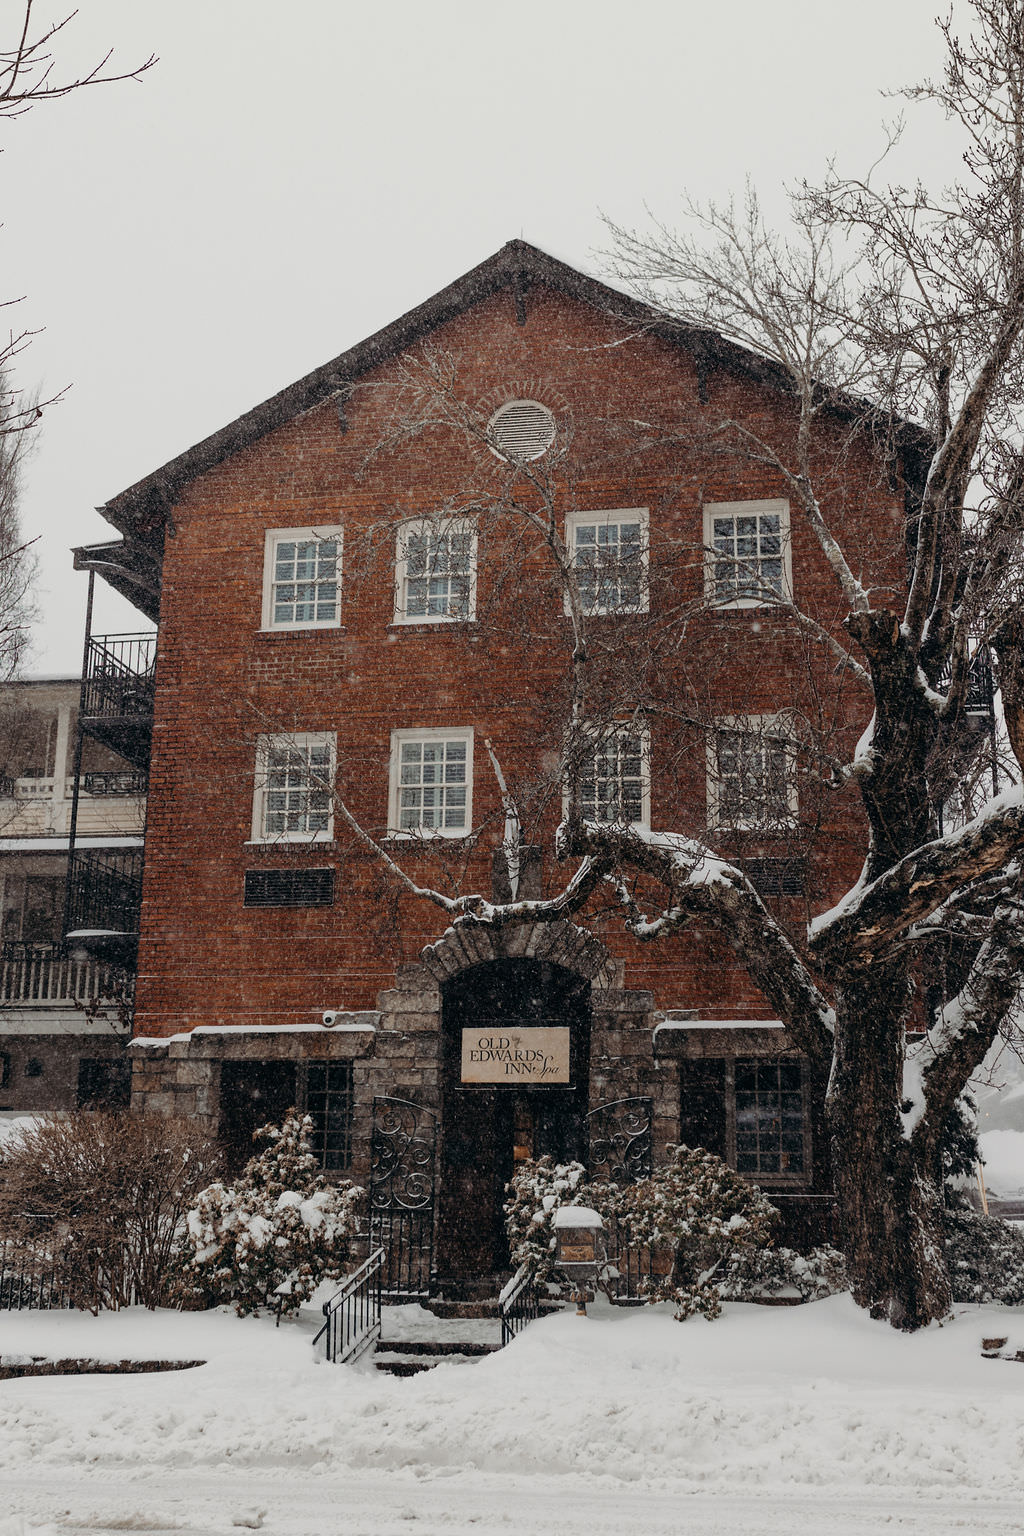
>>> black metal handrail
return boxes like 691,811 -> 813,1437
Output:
314,1246 -> 385,1364
498,1261 -> 541,1347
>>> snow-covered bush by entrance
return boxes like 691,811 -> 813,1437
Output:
505,1146 -> 779,1320
504,1156 -> 589,1286
181,1114 -> 363,1317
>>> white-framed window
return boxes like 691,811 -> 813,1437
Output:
393,519 -> 477,624
388,727 -> 474,837
261,527 -> 342,630
251,733 -> 335,843
703,499 -> 791,608
707,717 -> 797,831
567,724 -> 650,829
566,508 -> 649,615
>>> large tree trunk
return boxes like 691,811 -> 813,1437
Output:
827,967 -> 952,1330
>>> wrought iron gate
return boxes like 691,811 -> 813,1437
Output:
368,1096 -> 437,1301
586,1096 -> 654,1301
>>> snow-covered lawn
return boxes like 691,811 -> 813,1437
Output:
3,1294 -> 1024,1535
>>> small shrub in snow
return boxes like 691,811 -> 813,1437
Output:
944,1209 -> 1024,1305
718,1244 -> 848,1302
0,1111 -> 220,1311
181,1113 -> 364,1316
605,1145 -> 778,1320
504,1156 -> 589,1286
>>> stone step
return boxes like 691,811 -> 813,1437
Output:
373,1338 -> 500,1375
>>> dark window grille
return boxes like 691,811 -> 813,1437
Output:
734,1059 -> 805,1175
306,1062 -> 353,1170
743,857 -> 806,898
243,868 -> 335,908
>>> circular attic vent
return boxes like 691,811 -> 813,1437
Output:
487,399 -> 556,463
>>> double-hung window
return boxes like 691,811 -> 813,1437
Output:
703,499 -> 791,607
251,733 -> 335,842
570,724 -> 650,829
394,519 -> 477,624
566,508 -> 649,615
389,728 -> 473,837
261,528 -> 342,630
708,717 -> 796,831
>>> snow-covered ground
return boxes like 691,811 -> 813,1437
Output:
3,1293 -> 1024,1535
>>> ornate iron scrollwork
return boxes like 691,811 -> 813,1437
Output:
369,1096 -> 437,1212
586,1096 -> 653,1184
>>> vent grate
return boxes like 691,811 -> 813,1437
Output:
243,867 -> 335,908
487,399 -> 556,463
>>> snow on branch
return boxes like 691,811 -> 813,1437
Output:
561,820 -> 835,1059
809,786 -> 1024,962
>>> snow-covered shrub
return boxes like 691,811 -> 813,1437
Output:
718,1243 -> 848,1302
181,1113 -> 364,1317
0,1111 -> 220,1311
505,1145 -> 778,1321
944,1209 -> 1024,1305
607,1145 -> 778,1320
504,1156 -> 589,1286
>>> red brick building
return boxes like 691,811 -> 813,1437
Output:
72,242 -> 908,1291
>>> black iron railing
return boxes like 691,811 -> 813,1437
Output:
603,1214 -> 655,1303
65,848 -> 143,937
498,1262 -> 541,1346
82,770 -> 148,797
82,634 -> 156,721
314,1246 -> 385,1364
0,1223 -> 71,1312
369,1097 -> 437,1301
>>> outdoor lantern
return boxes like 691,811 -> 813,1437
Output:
552,1206 -> 605,1316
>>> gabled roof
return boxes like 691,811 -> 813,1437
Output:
97,239 -> 796,541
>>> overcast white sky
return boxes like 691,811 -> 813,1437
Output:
4,0 -> 969,674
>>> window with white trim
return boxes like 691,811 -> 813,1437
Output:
389,728 -> 473,837
566,508 -> 649,615
261,528 -> 342,630
708,718 -> 797,830
703,499 -> 791,607
251,734 -> 335,842
394,520 -> 477,624
570,725 -> 650,829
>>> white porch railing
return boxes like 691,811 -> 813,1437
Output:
0,944 -> 122,1005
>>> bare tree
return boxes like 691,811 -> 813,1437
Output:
0,7 -> 153,670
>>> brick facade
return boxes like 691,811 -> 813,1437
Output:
91,243 -> 904,1277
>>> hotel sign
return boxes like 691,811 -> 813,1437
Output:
460,1027 -> 571,1085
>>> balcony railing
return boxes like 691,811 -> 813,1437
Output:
0,942 -> 126,1006
80,634 -> 156,771
82,770 -> 148,797
65,849 -> 143,938
83,634 -> 156,721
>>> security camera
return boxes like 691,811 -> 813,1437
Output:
322,1010 -> 339,1028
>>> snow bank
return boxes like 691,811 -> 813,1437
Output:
2,1294 -> 1024,1501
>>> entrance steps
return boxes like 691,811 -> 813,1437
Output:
374,1338 -> 499,1376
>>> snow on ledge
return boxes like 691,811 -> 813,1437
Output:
131,1019 -> 377,1048
653,1019 -> 784,1036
